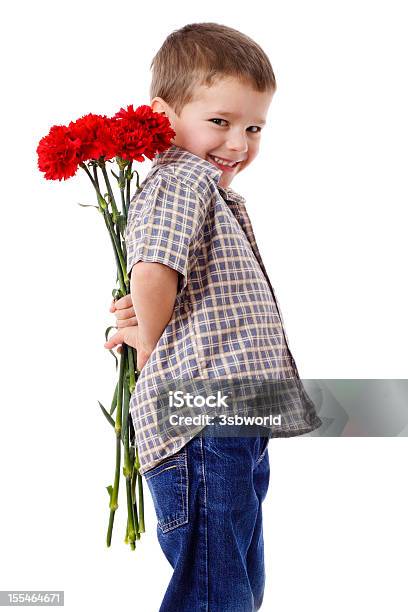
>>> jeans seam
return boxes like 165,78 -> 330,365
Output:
144,451 -> 187,480
199,436 -> 209,611
254,438 -> 270,467
145,463 -> 180,481
184,449 -> 189,528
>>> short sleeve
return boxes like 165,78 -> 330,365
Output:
125,172 -> 209,295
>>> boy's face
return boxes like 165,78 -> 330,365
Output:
151,76 -> 274,189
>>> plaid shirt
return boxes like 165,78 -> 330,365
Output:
125,144 -> 322,474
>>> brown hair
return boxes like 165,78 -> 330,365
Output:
149,22 -> 276,116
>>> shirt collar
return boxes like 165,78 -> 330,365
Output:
150,144 -> 246,205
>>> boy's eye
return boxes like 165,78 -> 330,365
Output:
209,118 -> 262,133
210,118 -> 228,127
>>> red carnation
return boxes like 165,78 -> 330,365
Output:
37,105 -> 176,181
36,124 -> 82,181
113,104 -> 175,161
129,105 -> 176,159
69,113 -> 117,162
111,116 -> 154,162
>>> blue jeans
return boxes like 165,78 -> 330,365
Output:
144,423 -> 271,611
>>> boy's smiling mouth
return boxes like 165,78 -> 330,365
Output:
207,154 -> 243,172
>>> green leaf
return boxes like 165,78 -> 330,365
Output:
104,326 -> 118,370
110,381 -> 118,415
104,326 -> 117,340
106,485 -> 113,501
77,202 -> 99,209
98,400 -> 115,428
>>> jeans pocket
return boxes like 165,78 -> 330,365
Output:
144,449 -> 189,533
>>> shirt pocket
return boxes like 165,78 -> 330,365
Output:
143,448 -> 189,533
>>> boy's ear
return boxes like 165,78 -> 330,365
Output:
150,97 -> 167,115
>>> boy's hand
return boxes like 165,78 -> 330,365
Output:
109,294 -> 138,328
105,295 -> 151,370
104,325 -> 151,371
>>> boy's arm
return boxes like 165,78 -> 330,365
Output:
104,262 -> 178,370
107,172 -> 210,363
130,261 -> 179,353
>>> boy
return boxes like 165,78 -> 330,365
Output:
104,22 -> 322,611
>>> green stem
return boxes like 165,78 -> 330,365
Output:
135,447 -> 145,533
125,161 -> 133,218
123,346 -> 137,548
131,466 -> 139,536
124,517 -> 129,545
99,161 -> 120,222
115,349 -> 126,434
99,162 -> 125,278
80,162 -> 98,190
80,158 -> 145,547
104,210 -> 129,289
80,164 -> 128,291
137,470 -> 145,533
106,510 -> 115,547
93,164 -> 100,191
106,428 -> 121,547
125,477 -> 136,550
119,166 -> 126,218
127,345 -> 136,394
107,348 -> 126,547
103,210 -> 126,294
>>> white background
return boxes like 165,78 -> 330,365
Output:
1,0 -> 407,610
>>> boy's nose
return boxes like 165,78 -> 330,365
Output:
225,134 -> 248,154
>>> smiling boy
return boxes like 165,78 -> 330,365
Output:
104,22 -> 321,611
157,75 -> 271,188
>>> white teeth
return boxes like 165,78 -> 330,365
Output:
211,155 -> 237,167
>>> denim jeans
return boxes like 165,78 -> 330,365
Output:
144,422 -> 271,611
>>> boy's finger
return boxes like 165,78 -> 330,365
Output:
114,306 -> 136,319
124,294 -> 133,307
110,295 -> 132,312
116,295 -> 131,309
104,334 -> 118,348
104,327 -> 125,348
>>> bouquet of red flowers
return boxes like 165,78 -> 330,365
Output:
36,105 -> 175,551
